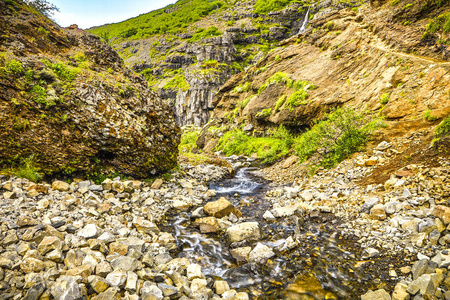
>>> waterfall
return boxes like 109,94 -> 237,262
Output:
298,7 -> 310,34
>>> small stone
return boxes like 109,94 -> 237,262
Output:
50,276 -> 82,300
109,242 -> 128,256
190,278 -> 207,293
23,282 -> 46,300
52,181 -> 70,191
151,179 -> 163,189
226,222 -> 261,243
125,272 -> 138,292
360,198 -> 379,214
361,289 -> 391,300
231,247 -> 252,264
187,264 -> 204,280
105,270 -> 127,287
77,224 -> 100,239
133,218 -> 160,235
362,247 -> 379,259
248,243 -> 275,264
157,283 -> 177,297
370,204 -> 386,220
88,275 -> 110,293
37,236 -> 62,255
263,211 -> 275,220
433,205 -> 450,224
195,217 -> 219,233
392,281 -> 410,300
110,256 -> 139,272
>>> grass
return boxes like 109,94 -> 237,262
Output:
3,155 -> 42,183
179,130 -> 200,153
216,125 -> 293,164
233,82 -> 251,93
189,26 -> 222,42
163,73 -> 190,91
254,0 -> 300,14
285,90 -> 308,111
256,108 -> 272,118
0,59 -> 23,75
275,95 -> 287,111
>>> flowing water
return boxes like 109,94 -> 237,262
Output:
162,164 -> 402,299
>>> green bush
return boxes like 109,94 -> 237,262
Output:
380,93 -> 390,105
179,130 -> 200,153
216,125 -> 293,163
294,108 -> 385,172
285,90 -> 308,111
424,110 -> 439,121
435,116 -> 450,137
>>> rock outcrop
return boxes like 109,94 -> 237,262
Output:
0,0 -> 180,178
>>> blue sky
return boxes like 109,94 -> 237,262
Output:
51,0 -> 176,29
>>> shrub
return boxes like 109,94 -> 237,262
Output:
380,93 -> 390,105
435,116 -> 450,137
179,130 -> 200,153
294,108 -> 385,172
424,110 -> 439,121
216,125 -> 293,163
285,90 -> 308,111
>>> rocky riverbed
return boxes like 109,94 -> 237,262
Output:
0,140 -> 449,299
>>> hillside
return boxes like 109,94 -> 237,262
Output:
89,0 -> 367,126
0,0 -> 180,179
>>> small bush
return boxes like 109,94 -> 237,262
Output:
380,93 -> 390,105
294,108 -> 385,173
424,110 -> 439,121
285,90 -> 308,111
179,130 -> 200,153
435,116 -> 450,137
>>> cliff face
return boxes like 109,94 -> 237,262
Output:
91,0 -> 361,126
0,0 -> 180,178
195,0 -> 450,150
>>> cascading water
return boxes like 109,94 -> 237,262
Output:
162,163 -> 401,298
298,7 -> 310,34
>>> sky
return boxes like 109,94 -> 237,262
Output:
51,0 -> 176,29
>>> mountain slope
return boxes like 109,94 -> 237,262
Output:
89,0 -> 367,126
0,0 -> 180,179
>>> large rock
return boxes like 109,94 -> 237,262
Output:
50,276 -> 83,300
226,222 -> 262,243
361,289 -> 391,300
0,3 -> 180,178
248,243 -> 275,264
433,205 -> 450,224
203,197 -> 242,218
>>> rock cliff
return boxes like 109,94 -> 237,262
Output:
0,0 -> 180,178
197,0 -> 450,151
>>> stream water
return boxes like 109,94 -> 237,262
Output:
162,164 -> 400,299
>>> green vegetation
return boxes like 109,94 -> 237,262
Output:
380,93 -> 390,105
163,73 -> 190,91
254,0 -> 302,14
294,108 -> 385,173
285,90 -> 308,111
233,82 -> 251,93
31,85 -> 54,106
238,96 -> 253,108
424,110 -> 439,121
256,108 -> 272,118
268,72 -> 293,86
189,26 -> 222,42
46,61 -> 80,82
216,125 -> 293,164
435,116 -> 450,137
0,59 -> 24,75
423,12 -> 450,39
179,130 -> 200,153
3,155 -> 42,183
89,0 -> 226,41
274,95 -> 287,111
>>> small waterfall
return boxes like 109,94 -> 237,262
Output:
213,167 -> 261,195
298,7 -> 310,34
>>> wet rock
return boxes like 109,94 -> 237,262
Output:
286,274 -> 331,299
214,280 -> 230,295
187,263 -> 204,280
271,205 -> 298,218
230,247 -> 252,264
361,289 -> 391,300
248,243 -> 275,264
226,222 -> 261,243
203,197 -> 242,218
195,217 -> 220,233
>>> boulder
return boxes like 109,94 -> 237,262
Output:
361,289 -> 391,300
204,197 -> 242,218
226,222 -> 261,243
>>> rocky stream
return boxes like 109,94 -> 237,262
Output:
0,140 -> 450,300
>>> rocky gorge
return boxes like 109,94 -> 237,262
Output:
1,0 -> 450,299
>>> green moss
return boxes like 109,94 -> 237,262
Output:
2,59 -> 23,74
256,108 -> 272,118
424,110 -> 439,121
233,82 -> 251,93
257,83 -> 268,95
3,155 -> 42,183
274,95 -> 287,111
163,74 -> 190,91
435,116 -> 450,137
268,72 -> 293,87
380,93 -> 390,105
189,26 -> 222,42
285,90 -> 308,111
